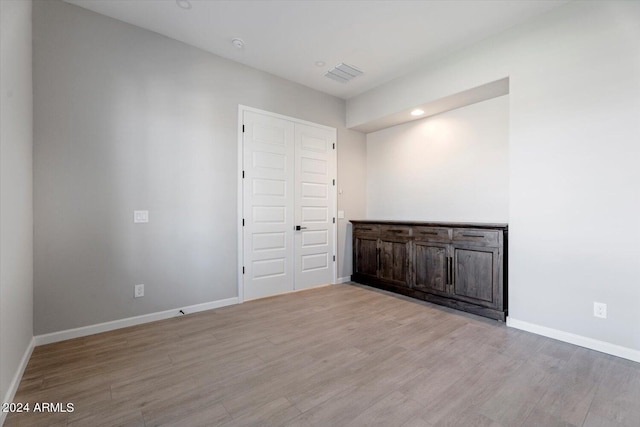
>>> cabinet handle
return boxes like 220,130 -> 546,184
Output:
359,227 -> 373,231
377,247 -> 381,269
446,257 -> 450,284
462,233 -> 484,238
420,231 -> 438,235
388,230 -> 404,233
449,256 -> 454,285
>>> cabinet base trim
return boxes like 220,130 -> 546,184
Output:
507,317 -> 640,363
351,275 -> 506,321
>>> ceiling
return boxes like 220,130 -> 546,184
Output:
64,0 -> 570,100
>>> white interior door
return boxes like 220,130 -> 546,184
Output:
243,111 -> 294,300
294,123 -> 336,290
242,108 -> 336,300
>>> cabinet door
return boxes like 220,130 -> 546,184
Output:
379,238 -> 410,287
451,244 -> 502,309
414,241 -> 449,295
354,235 -> 378,279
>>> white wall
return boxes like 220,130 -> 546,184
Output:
33,0 -> 365,335
367,96 -> 508,222
350,1 -> 640,355
337,129 -> 367,281
0,0 -> 34,412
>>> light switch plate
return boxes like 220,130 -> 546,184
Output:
338,210 -> 345,219
134,210 -> 149,223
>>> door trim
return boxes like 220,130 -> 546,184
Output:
237,105 -> 338,303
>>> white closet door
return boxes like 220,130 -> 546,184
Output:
294,123 -> 335,290
243,111 -> 294,300
242,108 -> 335,301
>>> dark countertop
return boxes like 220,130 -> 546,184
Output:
350,220 -> 508,230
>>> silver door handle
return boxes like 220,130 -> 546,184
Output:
295,225 -> 308,230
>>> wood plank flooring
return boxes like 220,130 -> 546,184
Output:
5,284 -> 640,427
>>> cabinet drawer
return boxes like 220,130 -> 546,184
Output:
353,224 -> 379,236
453,228 -> 499,246
413,226 -> 450,242
380,225 -> 411,238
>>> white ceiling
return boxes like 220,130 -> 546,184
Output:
64,0 -> 570,100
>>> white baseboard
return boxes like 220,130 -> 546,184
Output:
507,317 -> 640,363
34,297 -> 239,346
335,276 -> 352,284
1,337 -> 35,424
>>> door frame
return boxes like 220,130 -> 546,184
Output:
237,105 -> 338,303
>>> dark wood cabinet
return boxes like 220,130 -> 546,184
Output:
354,234 -> 378,280
414,241 -> 449,295
378,225 -> 411,287
353,224 -> 411,287
451,244 -> 501,309
351,221 -> 508,321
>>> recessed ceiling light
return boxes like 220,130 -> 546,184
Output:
232,38 -> 245,49
176,0 -> 192,10
315,61 -> 326,67
411,109 -> 425,116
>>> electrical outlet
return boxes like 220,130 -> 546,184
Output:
134,284 -> 144,298
593,302 -> 607,319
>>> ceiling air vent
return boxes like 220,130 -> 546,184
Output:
324,63 -> 363,83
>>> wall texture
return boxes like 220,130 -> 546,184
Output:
366,96 -> 508,222
337,129 -> 367,281
0,0 -> 34,409
33,0 -> 364,335
349,1 -> 640,353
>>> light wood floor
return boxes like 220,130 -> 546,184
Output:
6,284 -> 640,427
